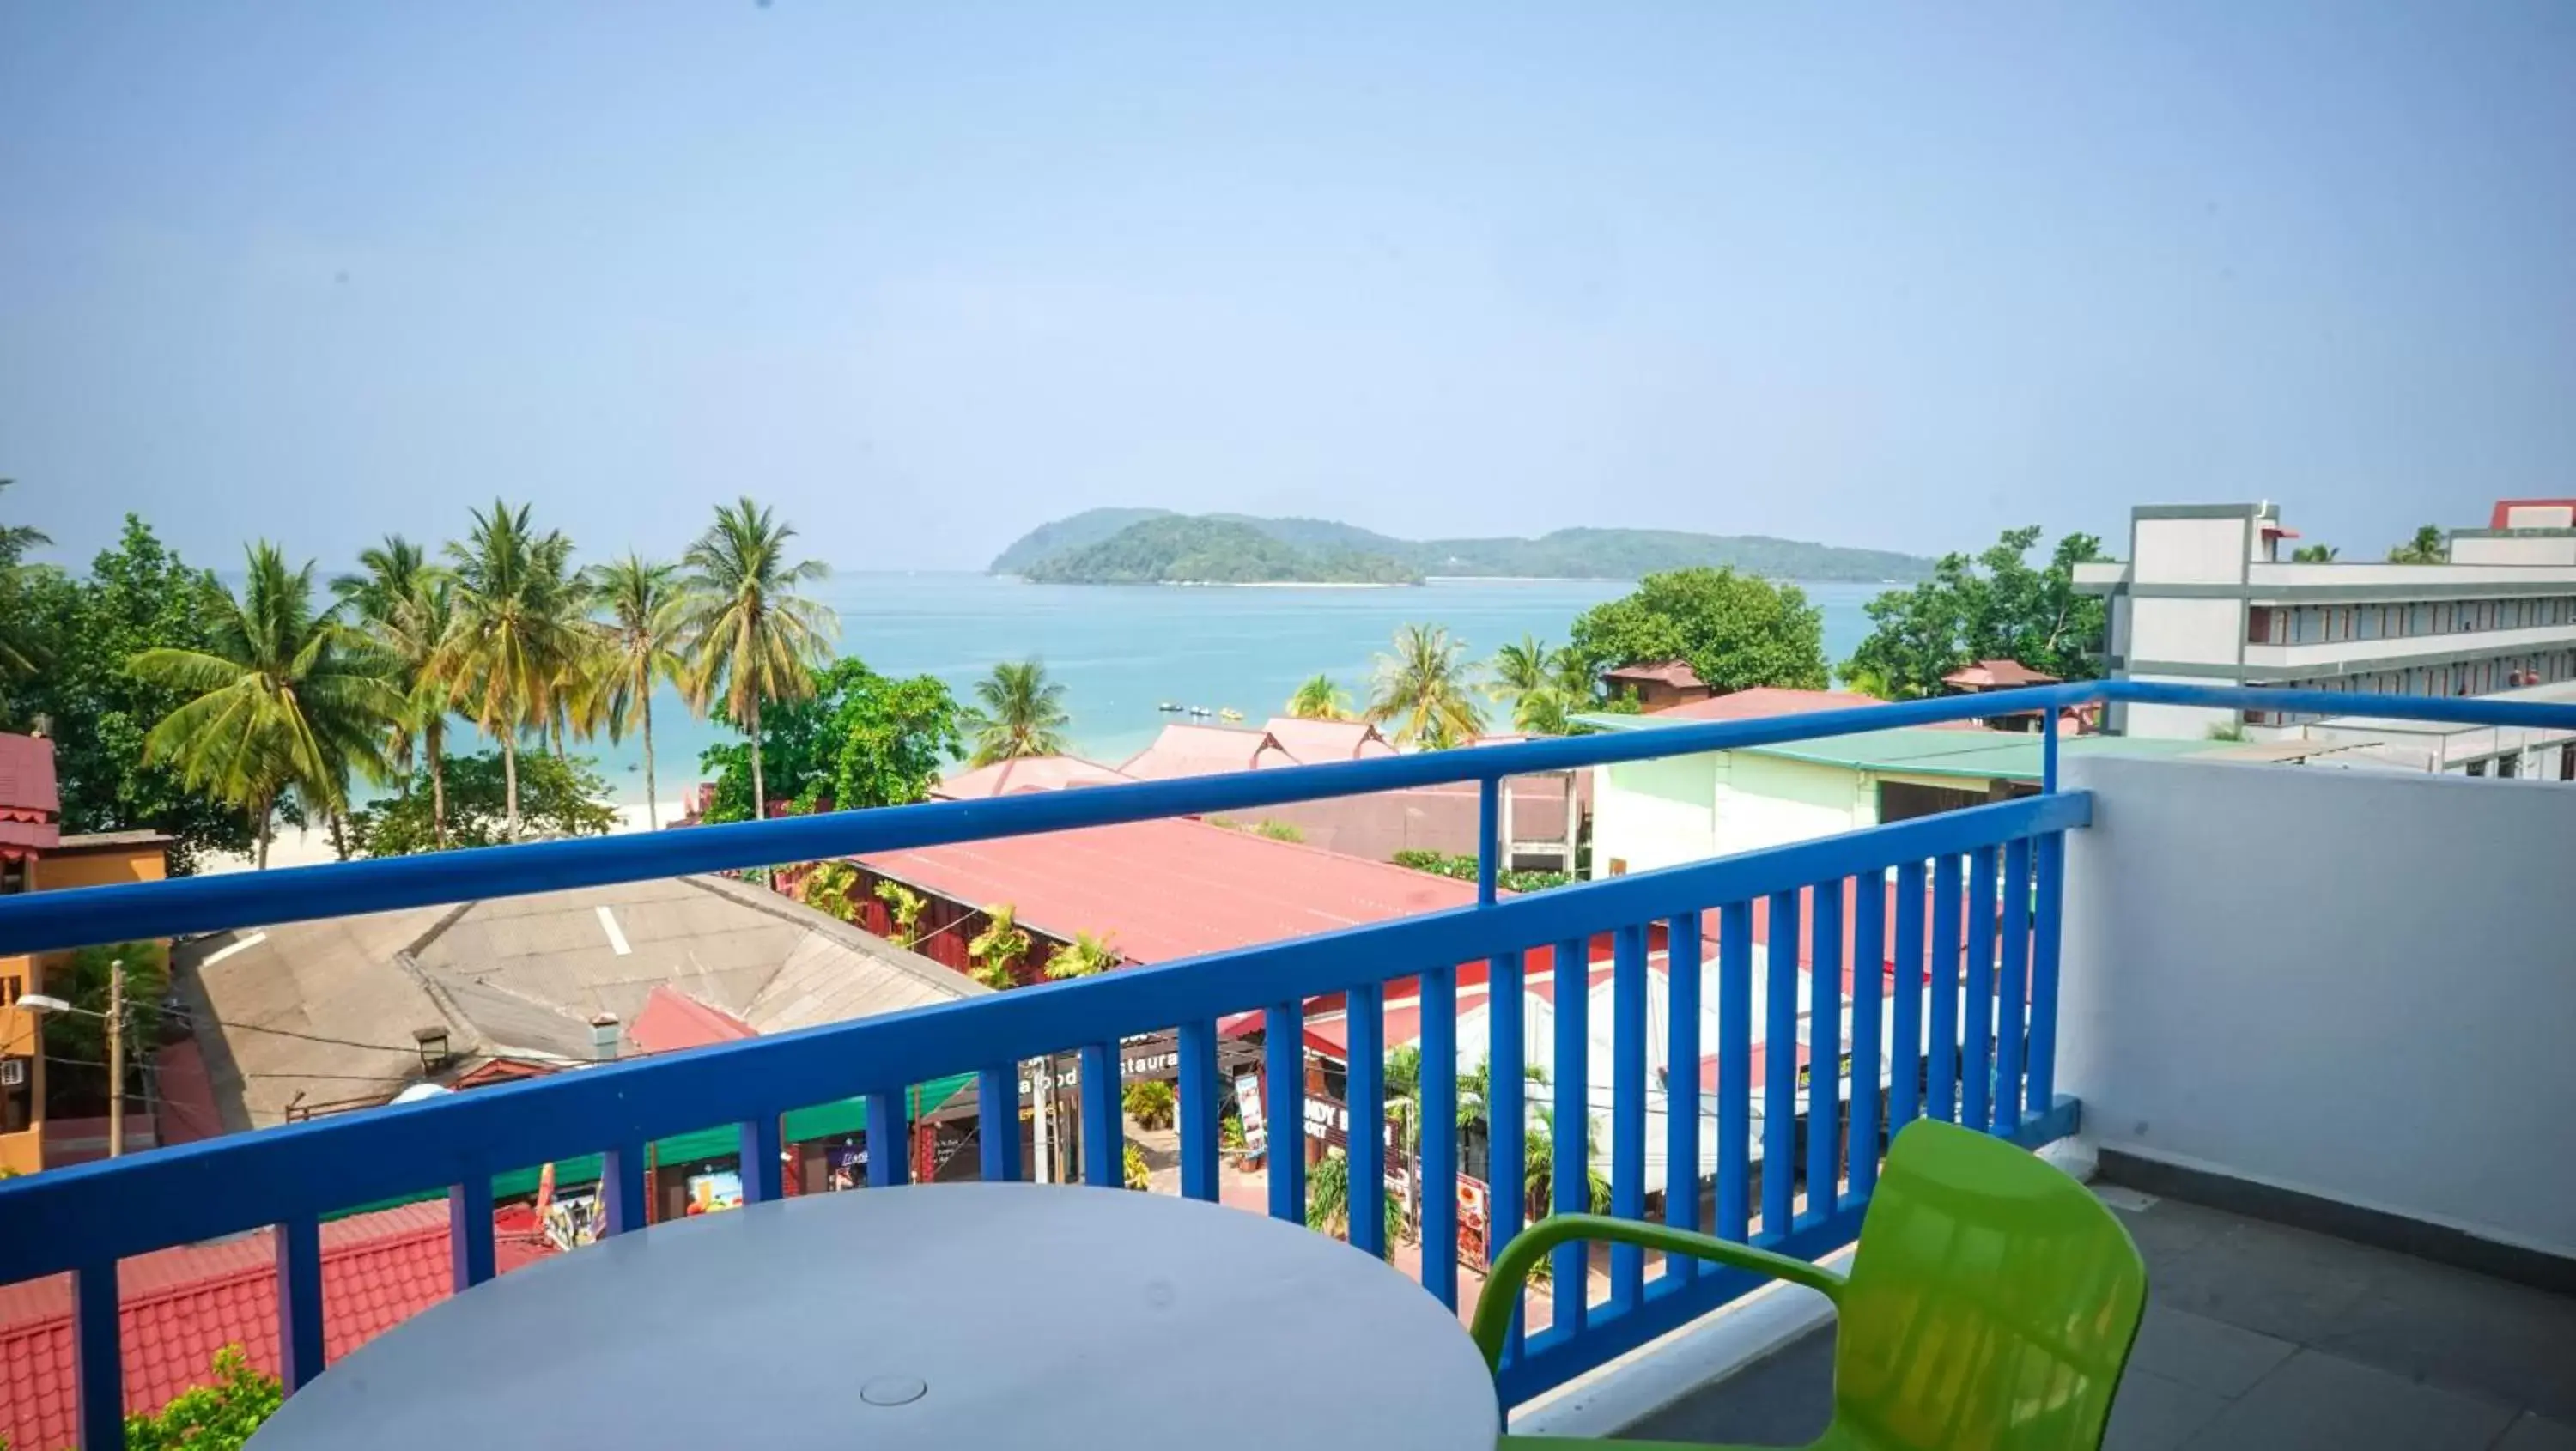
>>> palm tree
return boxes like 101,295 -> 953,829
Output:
131,544 -> 402,867
677,498 -> 836,820
1485,634 -> 1574,735
2387,525 -> 2447,565
439,500 -> 587,840
1366,624 -> 1486,750
1306,1149 -> 1404,1258
1285,673 -> 1354,721
587,554 -> 686,829
333,537 -> 459,847
2289,543 -> 2340,564
965,660 -> 1071,766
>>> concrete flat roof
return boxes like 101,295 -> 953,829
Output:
1571,715 -> 2223,781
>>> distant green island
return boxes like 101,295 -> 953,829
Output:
992,508 -> 1934,585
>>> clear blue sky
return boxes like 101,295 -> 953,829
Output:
6,3 -> 2573,572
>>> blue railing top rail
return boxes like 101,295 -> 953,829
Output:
0,679 -> 2571,958
0,680 -> 2566,963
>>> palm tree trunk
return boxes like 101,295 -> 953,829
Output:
747,695 -> 766,822
428,715 -> 448,849
641,689 -> 659,831
252,798 -> 271,871
502,728 -> 521,841
327,810 -> 349,862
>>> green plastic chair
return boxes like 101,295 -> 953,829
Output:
1471,1119 -> 2148,1451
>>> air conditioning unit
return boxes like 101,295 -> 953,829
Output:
0,1059 -> 26,1088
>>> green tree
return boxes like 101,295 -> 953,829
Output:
964,659 -> 1071,766
121,1345 -> 282,1451
345,750 -> 617,855
1569,567 -> 1828,699
0,519 -> 260,871
1365,623 -> 1486,749
0,479 -> 51,683
2289,543 -> 2340,563
966,903 -> 1030,989
2387,525 -> 2447,564
439,501 -> 588,840
586,554 -> 686,829
1485,634 -> 1577,734
1838,528 -> 2107,700
678,497 -> 836,820
1285,672 -> 1354,721
39,941 -> 167,1112
696,657 -> 962,821
333,537 -> 459,847
129,544 -> 401,867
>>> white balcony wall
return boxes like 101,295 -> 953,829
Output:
2058,756 -> 2576,1259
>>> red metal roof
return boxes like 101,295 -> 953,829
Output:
1648,687 -> 1886,722
628,984 -> 756,1054
0,732 -> 60,857
1260,717 -> 1397,763
861,817 -> 1483,964
1116,724 -> 1297,780
1601,659 -> 1704,689
0,1203 -> 553,1450
929,755 -> 1134,800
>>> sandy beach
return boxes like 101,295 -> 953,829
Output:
197,797 -> 701,875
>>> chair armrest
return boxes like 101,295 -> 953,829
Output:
1467,1214 -> 1847,1370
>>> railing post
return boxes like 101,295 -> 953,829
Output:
1890,862 -> 1926,1132
2043,701 -> 2061,794
1489,949 -> 1528,1358
1996,837 -> 2032,1137
1265,1002 -> 1305,1222
602,1141 -> 649,1234
73,1260 -> 119,1451
865,1092 -> 907,1187
1080,1041 -> 1122,1187
1663,910 -> 1703,1285
1419,964 -> 1459,1308
2029,831 -> 2066,1116
1803,880 -> 1844,1226
1346,982 -> 1386,1258
1929,857 -> 1961,1123
448,1172 -> 495,1290
1550,935 -> 1591,1330
1608,922 -> 1649,1312
979,1065 -> 1024,1185
1716,902 -> 1753,1245
1964,847 -> 1999,1132
1477,776 -> 1501,904
1176,1025 -> 1216,1202
740,1113 -> 785,1200
277,1212 -> 325,1392
1760,890 -> 1800,1238
1849,876 -> 1885,1200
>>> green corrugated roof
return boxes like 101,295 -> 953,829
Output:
330,1072 -> 975,1219
1573,715 -> 2224,781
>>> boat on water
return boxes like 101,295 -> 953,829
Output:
1218,707 -> 1244,723
1187,706 -> 1212,718
1157,701 -> 1182,713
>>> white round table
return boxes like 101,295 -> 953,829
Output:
249,1184 -> 1500,1450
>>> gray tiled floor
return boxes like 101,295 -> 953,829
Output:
1619,1185 -> 2576,1449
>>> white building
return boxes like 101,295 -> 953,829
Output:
2075,500 -> 2576,777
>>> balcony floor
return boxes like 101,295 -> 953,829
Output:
1617,1181 -> 2576,1450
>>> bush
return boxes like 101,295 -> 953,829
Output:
1123,1078 -> 1177,1131
1389,849 -> 1571,893
1255,819 -> 1303,843
122,1345 -> 281,1450
1122,1141 -> 1152,1191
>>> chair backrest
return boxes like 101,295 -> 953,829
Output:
1829,1120 -> 2148,1451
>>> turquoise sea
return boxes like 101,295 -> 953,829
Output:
576,574 -> 1884,804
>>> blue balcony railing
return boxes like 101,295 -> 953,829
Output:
2,680 -> 2571,1447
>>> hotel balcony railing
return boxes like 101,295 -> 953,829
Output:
3,681 -> 2571,1448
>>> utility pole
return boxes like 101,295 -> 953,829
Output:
105,959 -> 125,1159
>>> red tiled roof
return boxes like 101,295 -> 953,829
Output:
0,1203 -> 554,1450
930,756 -> 1134,800
1647,687 -> 1886,722
1116,725 -> 1295,781
1601,659 -> 1704,689
1943,659 -> 2061,690
860,817 -> 1482,965
628,984 -> 756,1054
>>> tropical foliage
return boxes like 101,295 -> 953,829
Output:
1569,567 -> 1829,700
1365,623 -> 1487,749
1305,1148 -> 1406,1258
1122,1078 -> 1176,1131
1389,848 -> 1571,893
2289,543 -> 2340,563
346,751 -> 615,856
677,497 -> 836,819
2386,525 -> 2447,564
127,544 -> 404,867
1484,634 -> 1583,734
1044,929 -> 1120,980
332,537 -> 459,848
39,941 -> 167,1111
695,656 -> 963,822
1838,527 -> 2106,700
964,659 -> 1071,766
587,554 -> 687,829
966,903 -> 1031,989
0,479 -> 52,683
437,500 -> 587,841
801,860 -> 861,921
120,1345 -> 282,1451
874,879 -> 927,947
1122,1141 -> 1153,1191
1285,672 -> 1354,720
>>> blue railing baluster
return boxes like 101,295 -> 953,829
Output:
1716,901 -> 1753,1244
1996,837 -> 2032,1137
448,1172 -> 495,1290
2028,831 -> 2066,1115
1609,922 -> 1649,1312
1348,982 -> 1388,1257
979,1065 -> 1024,1185
602,1142 -> 648,1234
1176,1023 -> 1216,1202
866,1092 -> 906,1187
1929,855 -> 1962,1123
1477,776 -> 1501,904
1890,862 -> 1925,1130
743,1113 -> 786,1200
1265,1002 -> 1305,1222
278,1213 -> 324,1392
1081,1041 -> 1122,1187
1664,910 -> 1704,1285
1849,874 -> 1886,1199
1761,889 -> 1800,1239
1419,963 -> 1460,1308
1964,846 -> 1999,1132
1803,879 -> 1844,1226
1551,935 -> 1591,1332
1489,948 -> 1528,1358
74,1260 -> 119,1451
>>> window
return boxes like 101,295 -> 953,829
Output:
0,856 -> 25,895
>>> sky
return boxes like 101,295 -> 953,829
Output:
5,2 -> 2574,574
